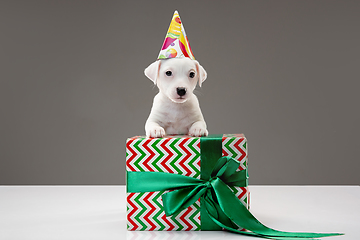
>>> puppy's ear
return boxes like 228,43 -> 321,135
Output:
195,60 -> 207,87
144,60 -> 161,85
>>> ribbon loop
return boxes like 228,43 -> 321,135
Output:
211,156 -> 241,180
210,156 -> 248,188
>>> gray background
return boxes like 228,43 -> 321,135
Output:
1,0 -> 359,185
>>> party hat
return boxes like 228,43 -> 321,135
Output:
158,11 -> 195,60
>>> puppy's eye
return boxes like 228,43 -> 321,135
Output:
189,72 -> 195,78
165,71 -> 172,76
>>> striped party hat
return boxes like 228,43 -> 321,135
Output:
158,11 -> 195,60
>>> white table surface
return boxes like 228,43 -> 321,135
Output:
0,185 -> 359,240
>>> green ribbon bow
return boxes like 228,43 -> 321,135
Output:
127,136 -> 343,239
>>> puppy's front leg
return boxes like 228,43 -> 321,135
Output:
145,121 -> 166,138
188,121 -> 208,137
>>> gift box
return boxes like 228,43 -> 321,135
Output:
126,134 -> 249,231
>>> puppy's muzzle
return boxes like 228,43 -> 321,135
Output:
177,87 -> 187,97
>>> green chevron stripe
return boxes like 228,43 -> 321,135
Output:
187,138 -> 201,179
229,185 -> 238,194
229,186 -> 240,196
132,140 -> 146,172
241,140 -> 247,168
189,202 -> 201,230
152,191 -> 166,230
170,214 -> 183,231
127,204 -> 130,229
151,139 -> 165,172
169,138 -> 182,174
133,193 -> 148,230
224,137 -> 238,158
244,196 -> 248,207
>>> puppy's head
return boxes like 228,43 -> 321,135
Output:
144,58 -> 207,103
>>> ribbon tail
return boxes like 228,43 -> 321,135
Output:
211,178 -> 343,239
204,190 -> 318,240
206,211 -> 316,240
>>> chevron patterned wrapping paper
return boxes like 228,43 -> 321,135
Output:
126,134 -> 249,231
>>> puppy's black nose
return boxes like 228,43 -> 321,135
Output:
177,87 -> 186,97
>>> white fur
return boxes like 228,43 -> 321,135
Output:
144,58 -> 208,138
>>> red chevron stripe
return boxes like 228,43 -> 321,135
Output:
197,141 -> 201,167
234,138 -> 246,170
127,193 -> 139,230
161,213 -> 175,231
160,139 -> 174,173
126,139 -> 137,172
142,139 -> 155,171
143,192 -> 157,230
222,136 -> 226,156
237,187 -> 247,200
179,206 -> 193,230
178,138 -> 192,177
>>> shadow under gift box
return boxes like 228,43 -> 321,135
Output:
126,134 -> 249,231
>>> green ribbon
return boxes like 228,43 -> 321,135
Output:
127,136 -> 343,239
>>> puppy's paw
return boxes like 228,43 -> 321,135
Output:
146,126 -> 166,138
188,127 -> 208,137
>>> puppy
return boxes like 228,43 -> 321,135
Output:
144,57 -> 208,138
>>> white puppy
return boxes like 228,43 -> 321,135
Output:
144,57 -> 208,138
